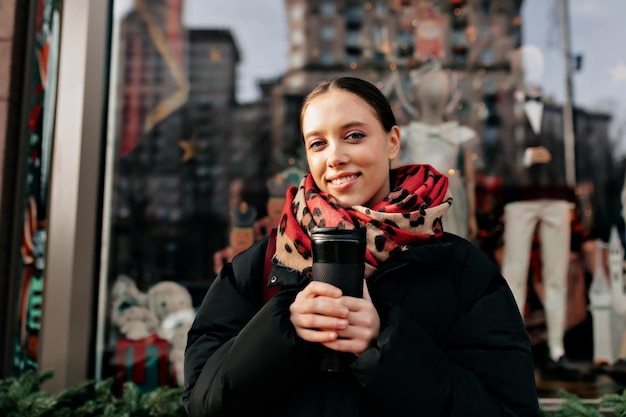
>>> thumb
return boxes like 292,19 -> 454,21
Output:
362,281 -> 371,301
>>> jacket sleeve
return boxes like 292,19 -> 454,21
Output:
351,247 -> 540,416
182,241 -> 317,417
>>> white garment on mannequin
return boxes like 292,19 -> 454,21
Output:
502,200 -> 571,361
401,69 -> 477,240
524,101 -> 543,135
514,89 -> 544,135
400,121 -> 476,239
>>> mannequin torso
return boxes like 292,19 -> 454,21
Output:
399,70 -> 477,240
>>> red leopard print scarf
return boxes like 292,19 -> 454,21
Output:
273,164 -> 452,278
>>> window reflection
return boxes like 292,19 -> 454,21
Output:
101,0 -> 626,398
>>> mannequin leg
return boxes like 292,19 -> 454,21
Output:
538,200 -> 571,361
502,201 -> 539,315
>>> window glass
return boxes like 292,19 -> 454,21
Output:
100,0 -> 626,399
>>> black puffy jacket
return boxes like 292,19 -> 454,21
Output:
183,233 -> 540,417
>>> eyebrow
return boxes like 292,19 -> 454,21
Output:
303,121 -> 367,140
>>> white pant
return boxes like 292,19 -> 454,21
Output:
502,199 -> 571,361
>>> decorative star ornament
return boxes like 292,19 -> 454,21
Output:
608,61 -> 626,83
179,133 -> 199,162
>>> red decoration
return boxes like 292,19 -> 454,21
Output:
113,334 -> 175,395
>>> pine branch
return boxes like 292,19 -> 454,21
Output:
550,390 -> 602,417
47,379 -> 100,411
47,378 -> 131,417
0,369 -> 57,417
600,389 -> 626,417
0,370 -> 188,416
116,382 -> 141,415
137,385 -> 185,417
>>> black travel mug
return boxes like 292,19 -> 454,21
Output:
311,227 -> 366,372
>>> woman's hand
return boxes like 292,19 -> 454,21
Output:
289,281 -> 380,355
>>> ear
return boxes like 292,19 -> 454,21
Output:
387,125 -> 401,161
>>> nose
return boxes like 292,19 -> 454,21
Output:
326,141 -> 348,168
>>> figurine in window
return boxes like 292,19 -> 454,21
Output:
146,280 -> 195,387
112,303 -> 174,395
213,201 -> 258,275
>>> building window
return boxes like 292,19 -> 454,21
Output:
345,4 -> 364,23
345,48 -> 361,64
319,49 -> 333,65
374,1 -> 388,15
320,25 -> 335,42
320,1 -> 336,16
346,27 -> 361,48
479,48 -> 494,65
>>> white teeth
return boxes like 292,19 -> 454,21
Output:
330,174 -> 358,185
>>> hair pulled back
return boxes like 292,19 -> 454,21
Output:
300,77 -> 397,133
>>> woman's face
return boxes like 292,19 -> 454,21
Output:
302,89 -> 400,208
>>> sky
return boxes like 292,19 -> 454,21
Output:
114,0 -> 626,156
113,0 -> 288,103
522,0 -> 626,156
183,0 -> 288,103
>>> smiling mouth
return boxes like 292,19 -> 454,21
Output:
329,174 -> 359,185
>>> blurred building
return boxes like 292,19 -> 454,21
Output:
113,6 -> 279,284
272,0 -> 523,168
115,12 -> 240,222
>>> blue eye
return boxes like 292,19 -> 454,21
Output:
307,140 -> 325,150
345,131 -> 365,141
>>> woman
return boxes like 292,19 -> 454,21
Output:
183,77 -> 540,416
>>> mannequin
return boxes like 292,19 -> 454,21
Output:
399,69 -> 478,240
497,45 -> 577,375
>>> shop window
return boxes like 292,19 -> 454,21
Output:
93,0 -> 626,402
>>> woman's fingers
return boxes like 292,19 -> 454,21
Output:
290,281 -> 380,352
290,299 -> 349,330
290,281 -> 350,343
323,296 -> 380,354
290,293 -> 349,319
297,281 -> 343,299
295,327 -> 340,343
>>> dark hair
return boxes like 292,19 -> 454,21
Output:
300,77 -> 397,133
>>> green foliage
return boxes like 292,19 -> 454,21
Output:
539,389 -> 626,417
600,389 -> 626,417
547,390 -> 602,417
0,368 -> 57,417
0,370 -> 186,417
3,371 -> 623,417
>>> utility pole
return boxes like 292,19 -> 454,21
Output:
560,0 -> 576,187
